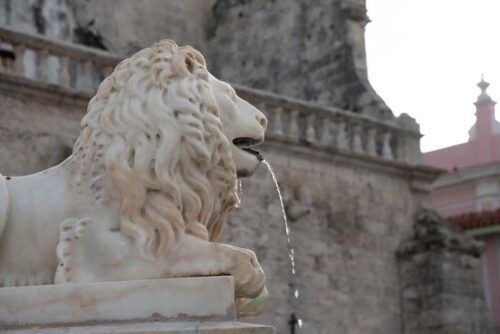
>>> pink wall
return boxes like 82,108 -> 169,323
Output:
430,182 -> 476,203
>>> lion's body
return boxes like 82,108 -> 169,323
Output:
0,40 -> 267,300
0,165 -> 123,285
0,167 -> 73,285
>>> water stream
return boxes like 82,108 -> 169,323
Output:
237,179 -> 243,208
262,160 -> 303,330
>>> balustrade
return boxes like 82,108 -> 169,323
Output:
0,26 -> 118,94
0,26 -> 419,165
239,87 -> 421,164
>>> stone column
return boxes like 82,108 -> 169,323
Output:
397,208 -> 492,334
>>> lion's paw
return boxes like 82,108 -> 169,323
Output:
55,218 -> 90,284
230,248 -> 266,299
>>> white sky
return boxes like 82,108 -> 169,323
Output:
365,0 -> 500,152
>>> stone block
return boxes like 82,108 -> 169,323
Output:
0,276 -> 274,334
2,322 -> 274,334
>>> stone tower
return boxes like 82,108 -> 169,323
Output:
208,0 -> 391,118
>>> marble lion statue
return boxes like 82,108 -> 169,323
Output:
0,40 -> 268,301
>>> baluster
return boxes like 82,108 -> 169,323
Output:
382,131 -> 394,159
352,125 -> 363,153
271,106 -> 284,137
13,44 -> 26,77
59,56 -> 70,88
287,109 -> 300,141
320,117 -> 334,146
336,120 -> 349,150
81,60 -> 94,93
36,49 -> 49,82
394,136 -> 406,162
366,127 -> 377,156
306,113 -> 316,143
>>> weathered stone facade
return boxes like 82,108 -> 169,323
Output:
398,208 -> 492,334
0,0 -> 390,117
209,0 -> 391,118
0,0 -> 217,55
0,1 -> 490,333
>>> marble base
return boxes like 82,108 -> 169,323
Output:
0,276 -> 274,334
1,321 -> 274,334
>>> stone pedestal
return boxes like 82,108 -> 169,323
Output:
0,276 -> 274,334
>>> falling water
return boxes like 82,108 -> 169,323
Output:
235,179 -> 243,208
238,180 -> 243,206
262,160 -> 303,330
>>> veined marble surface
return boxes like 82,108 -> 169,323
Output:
0,276 -> 235,328
1,321 -> 274,334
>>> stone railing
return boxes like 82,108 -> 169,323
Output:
0,26 -> 421,165
236,85 -> 422,165
0,26 -> 118,93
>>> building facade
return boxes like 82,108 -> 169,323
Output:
424,78 -> 500,329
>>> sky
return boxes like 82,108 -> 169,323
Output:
365,0 -> 500,152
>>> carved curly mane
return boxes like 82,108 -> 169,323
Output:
71,40 -> 238,259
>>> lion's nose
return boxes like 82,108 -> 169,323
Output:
256,114 -> 267,131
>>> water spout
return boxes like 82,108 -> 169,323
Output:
262,160 -> 303,330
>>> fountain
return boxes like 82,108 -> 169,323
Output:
0,40 -> 274,333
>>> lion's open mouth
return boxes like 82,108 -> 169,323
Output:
233,137 -> 264,161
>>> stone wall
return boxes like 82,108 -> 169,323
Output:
0,0 -> 216,55
398,208 -> 492,334
0,74 -> 84,175
208,0 -> 392,118
224,144 -> 422,333
0,0 -> 391,118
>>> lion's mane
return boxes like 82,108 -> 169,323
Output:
70,40 -> 238,259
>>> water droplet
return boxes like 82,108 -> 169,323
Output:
298,319 -> 303,328
294,290 -> 299,298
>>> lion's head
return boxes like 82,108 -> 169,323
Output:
71,40 -> 267,259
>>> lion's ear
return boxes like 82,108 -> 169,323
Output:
185,53 -> 195,74
172,50 -> 197,77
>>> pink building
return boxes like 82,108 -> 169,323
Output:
423,77 -> 500,328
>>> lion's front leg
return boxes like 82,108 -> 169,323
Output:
54,221 -> 266,300
165,235 -> 266,299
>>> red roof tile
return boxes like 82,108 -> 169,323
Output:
449,209 -> 500,229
